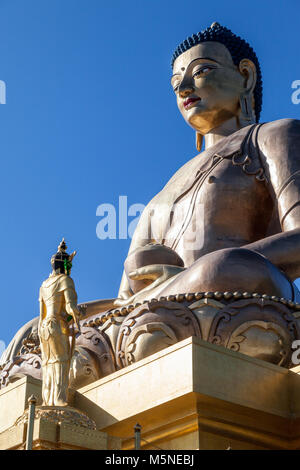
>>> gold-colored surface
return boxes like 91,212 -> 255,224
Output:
0,376 -> 42,434
15,405 -> 97,430
0,376 -> 121,450
0,417 -> 120,450
38,240 -> 81,406
3,338 -> 300,449
72,337 -> 300,449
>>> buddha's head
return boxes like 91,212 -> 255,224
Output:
171,23 -> 262,146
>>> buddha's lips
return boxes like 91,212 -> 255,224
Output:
184,97 -> 201,109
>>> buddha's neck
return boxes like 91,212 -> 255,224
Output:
204,117 -> 246,150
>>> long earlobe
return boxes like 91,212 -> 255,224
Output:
238,59 -> 257,124
239,90 -> 256,124
196,132 -> 203,152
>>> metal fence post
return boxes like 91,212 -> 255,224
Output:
25,395 -> 37,450
134,423 -> 142,450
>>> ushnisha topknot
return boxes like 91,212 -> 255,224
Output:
171,22 -> 263,122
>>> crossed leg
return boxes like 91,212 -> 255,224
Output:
159,248 -> 293,300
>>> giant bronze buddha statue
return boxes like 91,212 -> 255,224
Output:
2,23 -> 300,388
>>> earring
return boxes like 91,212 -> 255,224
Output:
196,132 -> 203,152
239,90 -> 256,124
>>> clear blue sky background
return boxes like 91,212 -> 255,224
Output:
0,0 -> 299,348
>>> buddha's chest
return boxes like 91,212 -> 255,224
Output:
150,156 -> 273,265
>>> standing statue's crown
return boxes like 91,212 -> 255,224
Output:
51,238 -> 77,275
57,238 -> 67,253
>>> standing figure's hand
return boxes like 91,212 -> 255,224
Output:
66,304 -> 81,333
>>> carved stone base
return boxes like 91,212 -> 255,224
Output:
93,292 -> 300,369
2,292 -> 300,390
15,405 -> 97,430
1,398 -> 121,450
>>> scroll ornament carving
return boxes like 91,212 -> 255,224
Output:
1,292 -> 300,389
188,297 -> 298,367
115,299 -> 201,368
0,353 -> 42,388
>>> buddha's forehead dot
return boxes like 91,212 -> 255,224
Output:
173,41 -> 234,74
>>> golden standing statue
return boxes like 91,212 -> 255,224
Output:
38,239 -> 80,406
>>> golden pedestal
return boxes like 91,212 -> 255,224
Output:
2,337 -> 300,449
74,337 -> 300,450
0,376 -> 120,450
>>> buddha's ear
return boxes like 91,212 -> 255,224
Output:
239,58 -> 257,94
238,59 -> 257,124
196,132 -> 203,152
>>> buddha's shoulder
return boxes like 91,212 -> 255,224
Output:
148,119 -> 300,206
144,154 -> 200,207
161,153 -> 204,192
258,118 -> 300,147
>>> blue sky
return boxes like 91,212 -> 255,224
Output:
0,0 -> 299,347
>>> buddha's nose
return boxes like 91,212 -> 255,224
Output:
179,84 -> 194,98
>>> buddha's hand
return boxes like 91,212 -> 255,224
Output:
114,264 -> 185,307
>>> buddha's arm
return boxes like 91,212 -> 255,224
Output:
244,229 -> 300,280
244,119 -> 300,281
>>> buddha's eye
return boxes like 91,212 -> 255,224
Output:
193,66 -> 214,78
172,81 -> 181,93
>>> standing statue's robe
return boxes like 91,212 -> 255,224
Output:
39,273 -> 77,406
